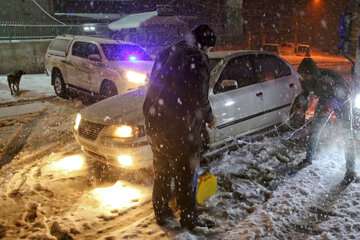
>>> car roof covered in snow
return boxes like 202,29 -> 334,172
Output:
208,50 -> 268,59
55,35 -> 139,46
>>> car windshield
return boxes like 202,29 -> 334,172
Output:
298,46 -> 308,52
209,58 -> 222,70
100,44 -> 152,61
210,58 -> 225,80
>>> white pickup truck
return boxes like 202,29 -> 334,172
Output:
45,35 -> 154,99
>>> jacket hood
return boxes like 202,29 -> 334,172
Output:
80,87 -> 146,125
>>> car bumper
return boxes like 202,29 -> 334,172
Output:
74,131 -> 153,170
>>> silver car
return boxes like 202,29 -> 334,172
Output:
74,51 -> 303,169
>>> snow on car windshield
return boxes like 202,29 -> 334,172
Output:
100,44 -> 152,61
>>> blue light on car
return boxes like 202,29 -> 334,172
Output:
129,55 -> 138,62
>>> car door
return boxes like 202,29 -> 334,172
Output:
85,42 -> 104,93
253,54 -> 295,126
209,55 -> 266,143
68,41 -> 92,90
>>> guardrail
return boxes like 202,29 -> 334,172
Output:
0,24 -> 83,41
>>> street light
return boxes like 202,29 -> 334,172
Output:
313,0 -> 321,7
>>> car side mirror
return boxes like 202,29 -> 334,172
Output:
88,54 -> 101,62
220,80 -> 238,92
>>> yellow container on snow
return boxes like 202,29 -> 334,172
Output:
196,172 -> 217,205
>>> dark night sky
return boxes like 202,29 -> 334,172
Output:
295,0 -> 348,52
243,0 -> 350,53
54,0 -> 350,53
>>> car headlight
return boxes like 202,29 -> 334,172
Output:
117,155 -> 133,167
355,94 -> 360,109
113,125 -> 134,138
74,113 -> 81,131
103,124 -> 144,141
126,71 -> 147,85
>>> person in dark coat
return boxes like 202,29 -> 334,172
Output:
143,24 -> 216,229
299,58 -> 355,181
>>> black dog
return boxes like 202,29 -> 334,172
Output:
7,70 -> 25,96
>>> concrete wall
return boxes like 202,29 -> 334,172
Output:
0,40 -> 50,74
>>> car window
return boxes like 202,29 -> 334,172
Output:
214,55 -> 256,94
87,43 -> 100,56
72,42 -> 100,59
254,54 -> 291,82
297,46 -> 310,54
209,58 -> 222,70
100,44 -> 151,61
49,39 -> 71,53
72,41 -> 88,58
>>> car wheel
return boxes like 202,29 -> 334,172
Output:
100,80 -> 118,99
288,96 -> 306,130
53,71 -> 68,98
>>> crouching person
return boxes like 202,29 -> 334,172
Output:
143,25 -> 216,230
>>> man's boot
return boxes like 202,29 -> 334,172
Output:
343,170 -> 357,185
155,207 -> 175,226
180,212 -> 215,230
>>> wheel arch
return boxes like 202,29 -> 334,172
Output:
99,79 -> 118,96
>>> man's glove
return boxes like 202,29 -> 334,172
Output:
207,117 -> 216,129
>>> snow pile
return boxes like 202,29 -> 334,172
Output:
225,123 -> 359,239
193,133 -> 306,237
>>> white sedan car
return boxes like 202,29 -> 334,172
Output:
73,51 -> 303,169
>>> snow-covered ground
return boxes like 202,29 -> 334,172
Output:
0,74 -> 53,103
0,95 -> 309,239
225,123 -> 360,239
0,86 -> 310,239
0,60 -> 357,239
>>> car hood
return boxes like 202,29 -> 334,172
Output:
81,87 -> 146,125
107,60 -> 154,75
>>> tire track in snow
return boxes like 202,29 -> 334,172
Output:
0,113 -> 43,168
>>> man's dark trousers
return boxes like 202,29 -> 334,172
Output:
151,141 -> 199,224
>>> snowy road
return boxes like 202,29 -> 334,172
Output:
0,60 -> 358,240
0,95 -> 311,239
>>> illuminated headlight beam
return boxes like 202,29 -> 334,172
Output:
91,181 -> 142,210
47,154 -> 85,173
126,71 -> 147,85
117,155 -> 133,167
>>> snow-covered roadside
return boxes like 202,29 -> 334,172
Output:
225,123 -> 360,239
0,74 -> 53,103
0,98 -> 309,240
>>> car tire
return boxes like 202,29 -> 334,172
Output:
53,71 -> 68,98
100,80 -> 118,99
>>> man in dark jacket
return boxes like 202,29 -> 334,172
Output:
299,58 -> 355,182
143,25 -> 216,229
